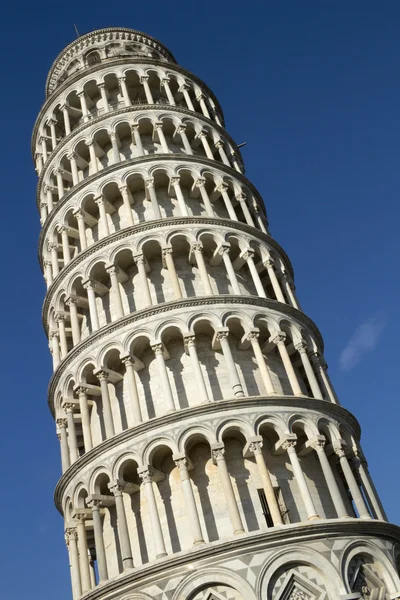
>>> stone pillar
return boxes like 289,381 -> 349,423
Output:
295,342 -> 323,400
196,178 -> 214,216
66,296 -> 81,346
95,370 -> 115,438
56,169 -> 64,198
145,178 -> 161,219
49,119 -> 57,149
41,136 -> 48,162
98,83 -> 109,113
180,84 -> 195,110
171,176 -> 189,216
177,124 -> 193,154
131,124 -> 144,155
118,76 -> 131,106
197,93 -> 211,118
83,279 -> 100,331
334,442 -> 371,519
141,76 -> 154,104
40,203 -> 48,224
248,440 -> 283,525
56,313 -> 68,358
220,246 -> 241,294
162,247 -> 182,299
109,132 -> 120,163
191,243 -> 213,295
75,385 -> 93,452
76,516 -> 92,591
212,446 -> 245,534
87,141 -> 98,174
218,184 -> 237,220
46,185 -> 54,211
87,500 -> 108,582
44,261 -> 53,287
57,418 -> 70,473
247,331 -> 276,395
311,353 -> 340,405
216,330 -> 244,397
282,438 -> 319,520
49,242 -> 59,277
244,250 -> 266,297
119,185 -> 134,227
138,467 -> 167,557
95,195 -> 110,237
61,104 -> 71,135
65,528 -> 82,599
133,254 -> 152,306
51,331 -> 61,368
271,332 -> 303,396
78,91 -> 89,122
237,193 -> 256,227
215,140 -> 230,166
154,121 -> 170,153
309,437 -> 349,519
67,152 -> 79,185
279,271 -> 299,309
198,130 -> 214,160
59,227 -> 71,265
106,265 -> 125,320
162,78 -> 176,105
64,403 -> 79,463
73,209 -> 87,250
174,456 -> 205,544
121,355 -> 143,424
265,259 -> 286,303
151,343 -> 175,412
109,483 -> 134,569
353,450 -> 387,521
184,336 -> 209,403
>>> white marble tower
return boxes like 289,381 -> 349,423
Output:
33,26 -> 400,600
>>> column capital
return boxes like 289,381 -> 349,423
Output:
108,481 -> 124,496
215,329 -> 229,342
67,151 -> 77,161
56,417 -> 67,428
217,183 -> 229,193
310,352 -> 327,369
246,329 -> 260,342
294,341 -> 308,354
63,402 -> 76,413
215,140 -> 224,149
109,131 -> 117,140
270,331 -> 286,345
277,270 -> 289,282
133,253 -> 145,265
333,440 -> 347,458
74,384 -> 89,396
57,225 -> 68,234
118,75 -> 126,82
174,456 -> 189,470
177,124 -> 187,134
161,77 -> 171,85
162,246 -> 173,257
308,435 -> 326,451
197,129 -> 207,139
66,295 -> 78,306
138,467 -> 154,483
151,343 -> 164,356
145,177 -> 155,188
190,242 -> 203,254
140,75 -> 149,83
131,123 -> 140,132
281,438 -> 297,451
195,177 -> 206,188
55,312 -> 67,323
248,440 -> 263,455
83,278 -> 96,291
94,369 -> 109,382
236,193 -> 247,202
183,335 -> 196,349
241,248 -> 255,261
98,82 -> 105,89
179,83 -> 189,92
154,121 -> 163,130
264,258 -> 275,269
119,184 -> 128,194
105,263 -> 119,276
170,176 -> 180,185
65,527 -> 78,545
72,208 -> 84,219
211,444 -> 225,463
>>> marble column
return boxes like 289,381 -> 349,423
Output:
334,443 -> 371,519
191,243 -> 213,295
247,331 -> 276,395
95,370 -> 115,438
83,279 -> 100,331
218,184 -> 237,220
216,331 -> 244,397
121,355 -> 143,424
145,178 -> 161,219
76,516 -> 91,592
57,418 -> 70,473
177,124 -> 193,154
131,124 -> 144,155
295,342 -> 323,400
75,385 -> 93,452
141,76 -> 154,104
119,185 -> 134,227
248,440 -> 283,525
151,344 -> 175,412
95,195 -> 110,237
162,78 -> 176,105
64,403 -> 79,463
109,483 -> 134,569
237,194 -> 255,227
66,296 -> 81,346
212,446 -> 245,534
271,332 -> 303,396
265,259 -> 286,303
198,131 -> 214,159
309,437 -> 349,519
353,450 -> 386,520
65,528 -> 82,599
106,265 -> 125,320
282,439 -> 319,520
133,254 -> 152,306
170,176 -> 189,216
73,209 -> 87,250
139,468 -> 167,557
184,336 -> 209,403
87,500 -> 108,582
244,250 -> 266,297
196,178 -> 214,216
220,246 -> 241,294
162,247 -> 182,299
118,76 -> 131,106
215,140 -> 230,166
154,122 -> 170,153
175,456 -> 204,544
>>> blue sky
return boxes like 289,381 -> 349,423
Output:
0,2 -> 399,598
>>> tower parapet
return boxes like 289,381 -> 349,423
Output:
33,26 -> 400,600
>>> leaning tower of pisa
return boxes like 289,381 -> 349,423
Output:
33,26 -> 400,600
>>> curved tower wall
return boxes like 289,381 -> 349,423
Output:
33,27 -> 400,600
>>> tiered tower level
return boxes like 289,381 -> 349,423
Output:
33,27 -> 400,600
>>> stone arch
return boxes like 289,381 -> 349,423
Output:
172,567 -> 256,600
